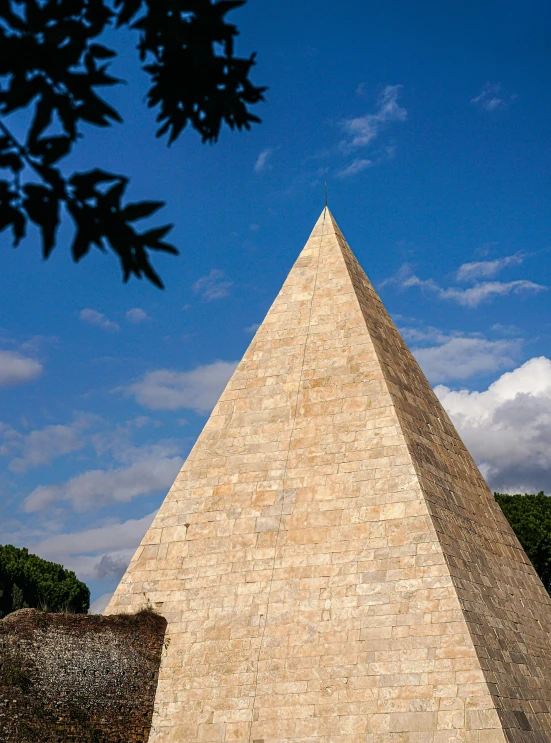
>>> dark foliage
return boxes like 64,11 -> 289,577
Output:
0,0 -> 265,287
495,491 -> 551,594
0,544 -> 90,617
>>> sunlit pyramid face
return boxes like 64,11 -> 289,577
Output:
107,208 -> 551,743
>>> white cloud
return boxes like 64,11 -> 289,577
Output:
456,253 -> 524,282
340,85 -> 407,152
79,308 -> 120,332
437,357 -> 551,494
192,269 -> 233,301
470,83 -> 509,112
126,307 -> 150,323
414,337 -> 520,384
38,514 -> 154,556
441,280 -> 545,307
384,263 -> 546,308
32,512 -> 156,582
7,421 -> 87,473
127,360 -> 238,413
400,325 -> 449,344
337,158 -> 372,178
254,148 -> 275,173
23,452 -> 182,512
0,350 -> 43,387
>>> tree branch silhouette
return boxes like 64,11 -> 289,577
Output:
0,0 -> 265,287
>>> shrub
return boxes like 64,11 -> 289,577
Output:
495,491 -> 551,594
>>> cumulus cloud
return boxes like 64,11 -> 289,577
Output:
125,308 -> 150,323
456,253 -> 524,282
470,83 -> 509,112
437,357 -> 551,494
192,269 -> 233,301
95,553 -> 132,580
79,309 -> 120,332
414,336 -> 520,384
0,350 -> 43,387
340,85 -> 407,152
384,263 -> 545,308
23,451 -> 182,512
337,158 -> 372,178
127,360 -> 238,413
254,147 -> 275,173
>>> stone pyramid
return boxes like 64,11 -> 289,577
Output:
106,208 -> 551,743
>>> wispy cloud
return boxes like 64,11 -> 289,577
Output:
23,446 -> 182,513
337,158 -> 372,179
470,83 -> 512,112
383,263 -> 545,308
4,416 -> 92,473
0,350 -> 43,387
245,323 -> 260,334
125,307 -> 150,323
442,281 -> 544,307
456,253 -> 524,282
254,147 -> 275,173
192,269 -> 233,301
126,360 -> 238,413
79,309 -> 120,332
414,336 -> 521,384
340,85 -> 407,152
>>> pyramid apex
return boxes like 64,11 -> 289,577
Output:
309,205 -> 341,239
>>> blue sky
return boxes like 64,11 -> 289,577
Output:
2,0 -> 551,611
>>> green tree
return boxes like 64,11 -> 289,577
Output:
0,544 -> 90,617
495,491 -> 551,594
0,0 -> 265,287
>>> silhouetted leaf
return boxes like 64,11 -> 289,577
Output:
29,136 -> 72,165
71,228 -> 92,262
140,224 -> 173,244
88,43 -> 116,59
28,94 -> 53,144
115,0 -> 142,27
104,179 -> 127,207
23,184 -> 60,258
122,200 -> 164,221
69,169 -> 120,199
0,152 -> 23,172
136,251 -> 164,288
0,180 -> 26,246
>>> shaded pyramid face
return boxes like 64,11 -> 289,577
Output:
107,209 -> 551,743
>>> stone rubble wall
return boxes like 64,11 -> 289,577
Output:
0,607 -> 166,742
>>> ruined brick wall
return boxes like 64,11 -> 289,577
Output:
0,608 -> 166,743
